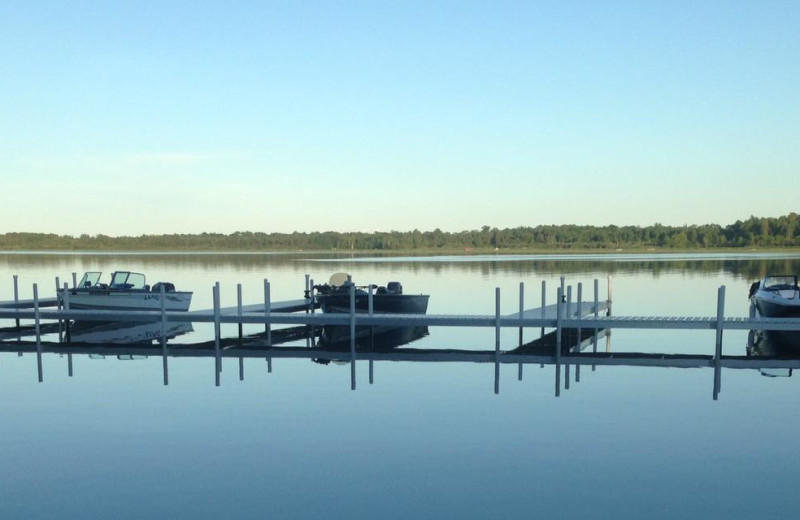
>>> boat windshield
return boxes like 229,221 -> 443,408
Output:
78,272 -> 102,288
763,276 -> 798,290
110,271 -> 146,290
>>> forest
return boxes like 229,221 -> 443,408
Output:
1,214 -> 799,252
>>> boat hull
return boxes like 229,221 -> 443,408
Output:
58,290 -> 193,312
316,294 -> 429,314
753,296 -> 800,318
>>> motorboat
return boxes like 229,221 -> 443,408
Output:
311,273 -> 429,314
57,271 -> 193,311
749,275 -> 800,318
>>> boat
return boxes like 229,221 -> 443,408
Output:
56,271 -> 193,311
311,273 -> 429,314
749,275 -> 800,318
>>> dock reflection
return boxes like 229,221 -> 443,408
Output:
4,323 -> 800,400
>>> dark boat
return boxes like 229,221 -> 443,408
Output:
749,275 -> 800,318
311,273 -> 429,315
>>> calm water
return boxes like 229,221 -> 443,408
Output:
1,252 -> 799,519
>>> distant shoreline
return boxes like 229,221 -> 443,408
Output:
1,247 -> 799,256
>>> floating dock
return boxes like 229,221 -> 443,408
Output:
2,274 -> 800,400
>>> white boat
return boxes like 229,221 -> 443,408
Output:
56,271 -> 193,311
749,275 -> 800,318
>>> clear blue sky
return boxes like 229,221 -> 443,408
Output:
2,1 -> 798,235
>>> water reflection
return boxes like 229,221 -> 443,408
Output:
318,325 -> 429,351
2,251 -> 799,281
70,320 -> 194,344
5,322 -> 796,401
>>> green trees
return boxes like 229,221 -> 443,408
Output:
1,213 -> 799,251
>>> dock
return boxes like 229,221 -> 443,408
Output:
2,274 -> 800,400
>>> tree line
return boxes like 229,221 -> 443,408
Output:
2,214 -> 799,251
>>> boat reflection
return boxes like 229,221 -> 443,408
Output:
313,325 -> 429,364
746,329 -> 800,377
318,325 -> 429,351
70,320 -> 194,345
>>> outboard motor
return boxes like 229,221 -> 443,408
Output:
386,282 -> 403,295
748,281 -> 760,299
152,282 -> 176,293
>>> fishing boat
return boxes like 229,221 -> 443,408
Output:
311,273 -> 429,314
56,271 -> 193,311
749,275 -> 800,318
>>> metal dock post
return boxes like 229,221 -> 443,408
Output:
33,284 -> 42,382
713,286 -> 725,400
237,283 -> 243,346
350,283 -> 356,391
63,283 -> 71,343
13,275 -> 19,328
264,279 -> 271,347
555,286 -> 563,397
213,282 -> 221,386
160,284 -> 169,386
592,278 -> 599,371
518,281 -> 524,381
576,282 -> 582,383
494,287 -> 501,395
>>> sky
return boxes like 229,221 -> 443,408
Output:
1,1 -> 799,236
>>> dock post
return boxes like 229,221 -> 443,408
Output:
239,356 -> 244,381
606,276 -> 613,353
264,279 -> 271,347
369,359 -> 374,385
68,352 -> 73,377
55,276 -> 63,341
63,283 -> 71,343
309,278 -> 315,313
555,286 -> 563,397
350,283 -> 356,391
56,276 -> 64,343
368,284 -> 374,370
305,274 -> 310,313
592,279 -> 599,371
33,284 -> 42,382
160,284 -> 169,386
576,282 -> 582,383
564,285 -> 572,390
237,283 -> 243,346
309,277 -> 316,347
540,280 -> 546,367
518,281 -> 524,381
13,275 -> 19,328
566,285 -> 572,319
494,287 -> 501,394
213,282 -> 221,387
713,285 -> 725,400
72,272 -> 77,289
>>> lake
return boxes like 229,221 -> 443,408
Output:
1,252 -> 799,519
